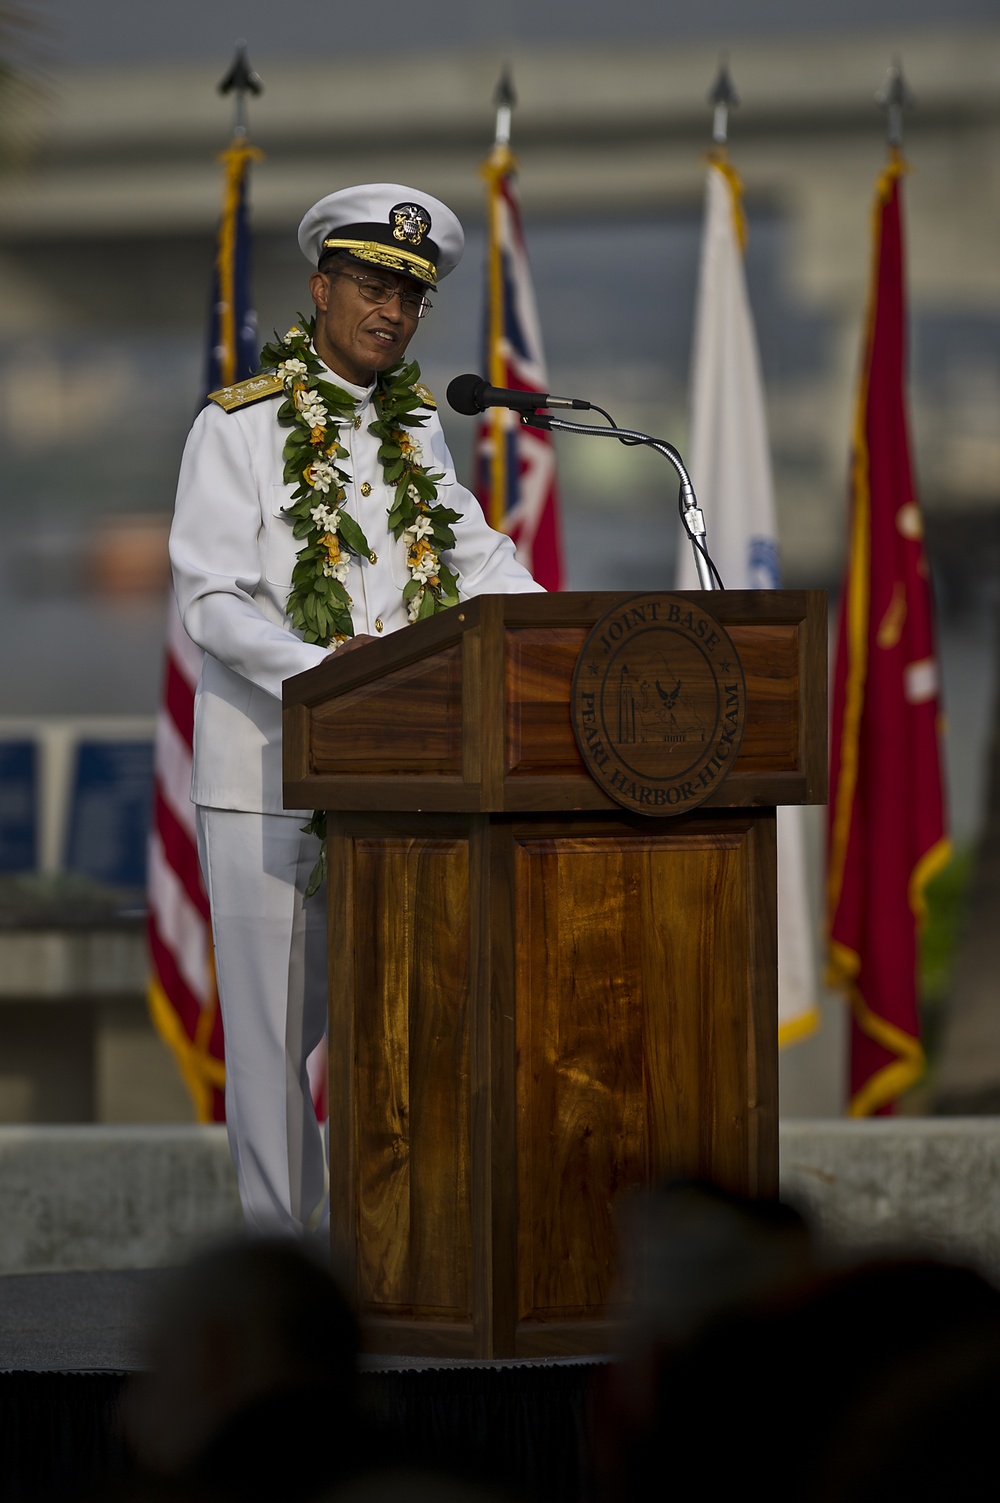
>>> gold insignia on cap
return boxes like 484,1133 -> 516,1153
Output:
322,237 -> 437,287
207,372 -> 284,412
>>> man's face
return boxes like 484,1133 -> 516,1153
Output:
309,262 -> 424,386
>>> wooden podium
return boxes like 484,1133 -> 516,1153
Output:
283,590 -> 826,1358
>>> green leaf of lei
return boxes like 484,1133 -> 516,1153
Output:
259,314 -> 474,897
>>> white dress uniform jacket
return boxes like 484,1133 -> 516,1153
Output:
170,364 -> 543,812
169,362 -> 543,1237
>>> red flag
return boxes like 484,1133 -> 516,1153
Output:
475,143 -> 565,590
826,152 -> 950,1117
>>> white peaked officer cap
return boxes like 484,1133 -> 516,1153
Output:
297,183 -> 464,290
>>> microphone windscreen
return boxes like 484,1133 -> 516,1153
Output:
446,373 -> 487,415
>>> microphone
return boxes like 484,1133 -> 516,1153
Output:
446,373 -> 591,416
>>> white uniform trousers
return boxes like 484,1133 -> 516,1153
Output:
196,806 -> 328,1236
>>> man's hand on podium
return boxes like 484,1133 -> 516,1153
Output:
333,633 -> 377,658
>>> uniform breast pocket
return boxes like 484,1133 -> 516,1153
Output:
388,525 -> 411,588
264,484 -> 299,587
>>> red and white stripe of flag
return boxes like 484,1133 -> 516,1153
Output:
147,598 -> 225,1121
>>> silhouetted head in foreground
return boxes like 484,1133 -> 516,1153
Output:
598,1187 -> 1000,1503
592,1180 -> 818,1498
126,1238 -> 360,1501
619,1179 -> 818,1347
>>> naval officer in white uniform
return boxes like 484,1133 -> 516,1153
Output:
170,184 -> 543,1237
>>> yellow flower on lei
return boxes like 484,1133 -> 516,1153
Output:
407,535 -> 440,586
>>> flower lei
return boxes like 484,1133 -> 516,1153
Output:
258,315 -> 462,649
257,315 -> 463,893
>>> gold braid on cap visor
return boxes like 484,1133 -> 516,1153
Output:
322,238 -> 438,287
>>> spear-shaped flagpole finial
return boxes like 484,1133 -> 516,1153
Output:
218,39 -> 263,137
876,57 -> 915,150
493,64 -> 516,148
708,56 -> 740,147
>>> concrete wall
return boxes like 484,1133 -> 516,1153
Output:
780,1119 -> 1000,1280
0,929 -> 193,1124
3,1120 -> 1000,1279
0,1125 -> 241,1274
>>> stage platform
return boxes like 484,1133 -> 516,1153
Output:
0,1270 -> 602,1502
0,1269 -> 155,1372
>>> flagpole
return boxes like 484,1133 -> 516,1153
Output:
862,57 -> 913,592
708,56 -> 739,150
703,60 -> 747,254
827,58 -> 947,1115
214,43 -> 263,389
218,38 -> 263,139
684,60 -> 820,1038
876,57 -> 914,154
494,64 -> 513,149
474,69 -> 566,586
483,67 -> 516,532
147,47 -> 265,1124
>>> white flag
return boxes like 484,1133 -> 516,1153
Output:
677,159 -> 819,1046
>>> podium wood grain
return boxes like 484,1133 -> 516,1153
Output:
326,808 -> 777,1356
283,591 -> 826,815
291,592 -> 824,1358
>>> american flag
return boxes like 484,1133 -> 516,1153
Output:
475,138 -> 564,589
146,136 -> 259,1123
147,597 -> 225,1120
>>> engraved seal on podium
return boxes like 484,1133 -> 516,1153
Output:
570,593 -> 747,816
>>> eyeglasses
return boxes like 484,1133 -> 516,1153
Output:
330,270 -> 432,320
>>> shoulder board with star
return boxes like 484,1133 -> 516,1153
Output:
207,372 -> 284,413
411,382 -> 437,410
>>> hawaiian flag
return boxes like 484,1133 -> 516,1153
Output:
146,137 -> 261,1123
475,142 -> 564,589
826,152 -> 950,1116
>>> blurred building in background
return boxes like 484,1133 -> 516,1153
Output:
0,0 -> 996,1120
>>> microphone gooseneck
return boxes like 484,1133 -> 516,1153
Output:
447,376 -> 723,592
521,412 -> 722,591
445,372 -> 722,587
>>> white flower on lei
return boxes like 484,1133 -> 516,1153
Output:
322,558 -> 351,584
409,550 -> 439,585
404,515 -> 434,542
306,460 -> 336,493
406,483 -> 420,503
310,502 -> 341,529
407,589 -> 425,622
278,358 -> 308,383
296,389 -> 328,426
